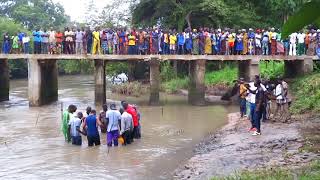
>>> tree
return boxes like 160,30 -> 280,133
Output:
0,0 -> 68,30
282,0 -> 320,38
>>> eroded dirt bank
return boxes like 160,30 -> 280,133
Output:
174,113 -> 320,180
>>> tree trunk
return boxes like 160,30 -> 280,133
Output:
185,11 -> 192,29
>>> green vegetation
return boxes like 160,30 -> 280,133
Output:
132,0 -> 308,31
212,160 -> 320,180
58,60 -> 94,74
106,62 -> 129,76
162,77 -> 189,93
205,66 -> 238,86
290,73 -> 320,114
259,61 -> 285,79
111,82 -> 147,97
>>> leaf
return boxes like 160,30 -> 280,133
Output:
282,1 -> 320,38
315,16 -> 320,27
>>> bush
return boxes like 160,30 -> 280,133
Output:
260,60 -> 285,79
160,61 -> 177,82
162,77 -> 189,93
205,66 -> 238,86
58,60 -> 94,74
111,82 -> 147,97
290,73 -> 320,114
106,62 -> 129,76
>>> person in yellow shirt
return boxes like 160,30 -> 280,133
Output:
92,28 -> 101,55
239,78 -> 247,118
169,31 -> 177,54
163,31 -> 169,54
128,32 -> 136,55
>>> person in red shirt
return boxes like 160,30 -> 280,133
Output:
55,30 -> 64,54
122,101 -> 139,140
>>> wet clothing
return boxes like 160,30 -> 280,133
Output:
62,110 -> 71,142
71,136 -> 82,146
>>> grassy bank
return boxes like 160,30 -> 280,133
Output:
290,73 -> 320,114
211,160 -> 320,180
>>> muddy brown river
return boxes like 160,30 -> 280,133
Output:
0,75 -> 235,180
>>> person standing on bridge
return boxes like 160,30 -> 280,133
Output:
65,27 -> 74,54
75,28 -> 84,55
22,33 -> 30,54
92,27 -> 101,55
48,27 -> 56,54
55,30 -> 63,54
2,32 -> 10,54
192,29 -> 199,55
41,29 -> 49,54
128,31 -> 136,55
289,32 -> 298,56
33,29 -> 42,54
297,31 -> 306,56
85,28 -> 93,55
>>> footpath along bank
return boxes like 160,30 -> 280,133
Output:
174,73 -> 320,180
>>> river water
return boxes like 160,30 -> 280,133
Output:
0,75 -> 235,180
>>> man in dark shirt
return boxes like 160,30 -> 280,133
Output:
252,79 -> 265,136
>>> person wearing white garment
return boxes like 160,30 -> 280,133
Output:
289,32 -> 297,56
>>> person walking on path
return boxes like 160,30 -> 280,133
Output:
83,109 -> 102,147
106,103 -> 121,147
252,79 -> 265,136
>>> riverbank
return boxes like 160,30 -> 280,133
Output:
174,113 -> 320,179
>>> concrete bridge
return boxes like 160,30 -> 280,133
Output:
0,54 -> 317,106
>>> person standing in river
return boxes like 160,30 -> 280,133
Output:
83,109 -> 102,147
62,104 -> 77,142
122,101 -> 139,140
119,108 -> 134,145
68,112 -> 83,146
239,78 -> 247,119
252,79 -> 265,136
106,103 -> 121,147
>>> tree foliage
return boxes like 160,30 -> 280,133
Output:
132,0 -> 308,30
0,0 -> 68,30
282,0 -> 320,38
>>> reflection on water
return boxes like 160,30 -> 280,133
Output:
0,75 -> 235,179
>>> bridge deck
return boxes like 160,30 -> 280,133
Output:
0,54 -> 318,61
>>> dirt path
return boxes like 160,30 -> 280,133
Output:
174,113 -> 320,180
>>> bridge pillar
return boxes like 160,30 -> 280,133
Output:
28,59 -> 58,106
94,59 -> 106,107
284,59 -> 313,78
149,59 -> 160,105
188,59 -> 206,106
238,59 -> 259,81
0,59 -> 9,102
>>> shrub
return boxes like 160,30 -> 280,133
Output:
205,66 -> 238,86
111,82 -> 147,97
162,77 -> 189,93
290,73 -> 320,114
260,60 -> 285,79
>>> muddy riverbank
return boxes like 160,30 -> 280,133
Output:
174,113 -> 320,179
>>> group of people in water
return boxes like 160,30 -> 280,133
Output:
2,27 -> 320,57
237,75 -> 289,136
62,101 -> 141,147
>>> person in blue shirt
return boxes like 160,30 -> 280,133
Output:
33,29 -> 42,54
83,109 -> 102,147
18,32 -> 25,53
177,31 -> 185,54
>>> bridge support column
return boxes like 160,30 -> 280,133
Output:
28,59 -> 58,106
284,59 -> 313,78
94,59 -> 106,107
238,60 -> 259,81
0,59 -> 9,102
188,59 -> 206,106
149,59 -> 160,105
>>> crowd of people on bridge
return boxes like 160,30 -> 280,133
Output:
2,27 -> 320,56
62,101 -> 141,147
237,75 -> 290,136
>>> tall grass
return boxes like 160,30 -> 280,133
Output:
212,160 -> 320,180
205,66 -> 238,86
290,73 -> 320,114
162,77 -> 189,93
